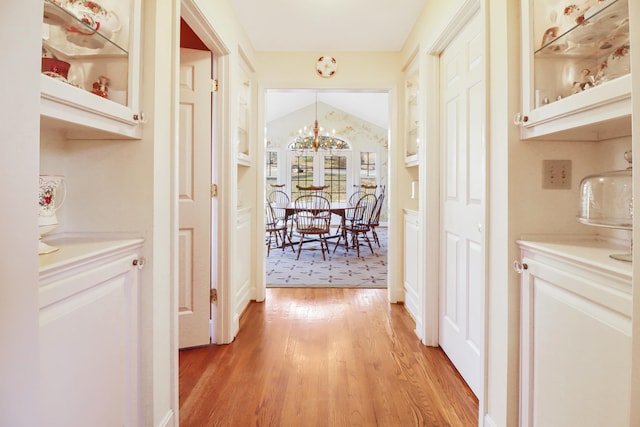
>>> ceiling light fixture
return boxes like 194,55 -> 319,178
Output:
287,93 -> 349,154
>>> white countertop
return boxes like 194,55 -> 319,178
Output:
517,235 -> 632,280
39,234 -> 144,274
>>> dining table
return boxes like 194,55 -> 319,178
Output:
279,202 -> 354,245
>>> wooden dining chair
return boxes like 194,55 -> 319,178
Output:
267,190 -> 292,236
295,184 -> 331,202
334,193 -> 377,257
293,194 -> 331,260
335,189 -> 364,236
265,200 -> 294,256
368,193 -> 385,247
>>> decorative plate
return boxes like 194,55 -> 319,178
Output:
316,56 -> 337,78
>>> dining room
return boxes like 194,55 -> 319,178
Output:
263,90 -> 390,289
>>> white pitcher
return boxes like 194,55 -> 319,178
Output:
38,175 -> 66,254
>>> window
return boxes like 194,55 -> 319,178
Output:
289,154 -> 350,202
265,150 -> 280,195
359,151 -> 377,188
290,155 -> 314,200
324,155 -> 347,202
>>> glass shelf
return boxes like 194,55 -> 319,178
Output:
39,0 -> 140,136
529,0 -> 629,109
535,0 -> 628,59
43,0 -> 128,57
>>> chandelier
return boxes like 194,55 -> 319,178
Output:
287,94 -> 349,154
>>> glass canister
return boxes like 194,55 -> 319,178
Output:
577,168 -> 632,229
578,150 -> 633,229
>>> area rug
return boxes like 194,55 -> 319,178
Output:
266,227 -> 387,288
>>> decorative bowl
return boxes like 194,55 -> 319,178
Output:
65,0 -> 121,49
41,57 -> 71,80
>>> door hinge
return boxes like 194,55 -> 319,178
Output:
211,184 -> 218,198
211,79 -> 218,92
210,288 -> 218,303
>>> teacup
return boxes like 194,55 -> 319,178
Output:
65,0 -> 121,49
43,0 -> 74,27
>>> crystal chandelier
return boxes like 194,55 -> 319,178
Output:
287,94 -> 349,154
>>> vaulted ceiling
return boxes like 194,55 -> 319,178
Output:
266,90 -> 390,129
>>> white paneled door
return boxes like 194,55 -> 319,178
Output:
179,48 -> 213,349
438,12 -> 484,397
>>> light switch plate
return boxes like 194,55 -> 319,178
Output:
542,160 -> 571,189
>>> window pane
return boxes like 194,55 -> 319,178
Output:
265,151 -> 279,196
324,155 -> 347,203
360,152 -> 377,187
291,156 -> 314,200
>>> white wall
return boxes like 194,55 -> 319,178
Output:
0,0 -> 42,425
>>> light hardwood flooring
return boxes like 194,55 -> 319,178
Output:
179,288 -> 478,426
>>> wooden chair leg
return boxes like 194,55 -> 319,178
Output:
284,229 -> 295,252
371,226 -> 380,247
320,235 -> 326,261
333,230 -> 349,253
296,234 -> 305,260
364,232 -> 374,255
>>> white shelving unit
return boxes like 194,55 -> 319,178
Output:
517,0 -> 631,141
404,58 -> 420,166
41,0 -> 142,139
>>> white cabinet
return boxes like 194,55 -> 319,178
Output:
516,238 -> 631,427
41,0 -> 143,139
403,57 -> 420,166
518,0 -> 631,140
403,209 -> 421,328
234,208 -> 252,331
39,236 -> 144,427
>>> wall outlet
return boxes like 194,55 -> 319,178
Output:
542,160 -> 571,189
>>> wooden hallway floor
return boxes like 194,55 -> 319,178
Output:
179,288 -> 478,426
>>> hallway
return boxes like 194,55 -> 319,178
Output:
179,288 -> 478,426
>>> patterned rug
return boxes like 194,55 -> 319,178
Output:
266,227 -> 387,288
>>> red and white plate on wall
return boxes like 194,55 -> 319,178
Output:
316,56 -> 337,78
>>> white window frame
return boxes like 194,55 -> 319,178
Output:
286,150 -> 354,200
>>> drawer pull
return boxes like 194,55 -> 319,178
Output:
133,257 -> 146,270
513,260 -> 528,274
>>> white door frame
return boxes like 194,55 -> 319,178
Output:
258,88 -> 396,300
420,0 -> 486,420
181,0 -> 234,344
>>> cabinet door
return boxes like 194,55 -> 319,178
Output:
518,0 -> 631,140
519,256 -> 631,427
41,0 -> 142,139
403,211 -> 421,324
40,252 -> 141,427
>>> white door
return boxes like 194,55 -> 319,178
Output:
438,12 -> 484,397
178,48 -> 213,349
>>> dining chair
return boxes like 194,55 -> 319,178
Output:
335,189 -> 364,236
295,184 -> 331,202
267,190 -> 292,236
293,194 -> 331,260
265,200 -> 294,256
368,193 -> 385,247
333,193 -> 377,257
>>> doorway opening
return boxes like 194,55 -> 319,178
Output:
264,90 -> 390,289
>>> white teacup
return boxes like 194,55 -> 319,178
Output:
65,0 -> 121,49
